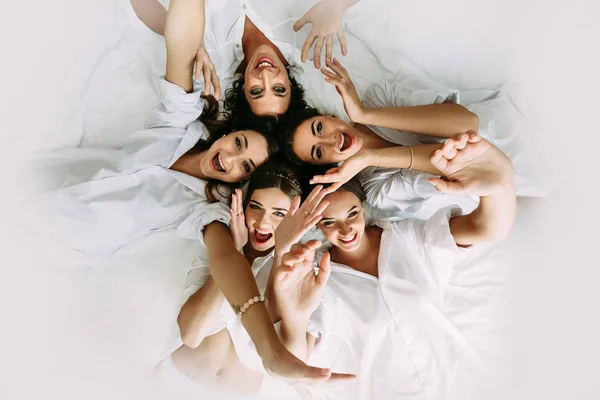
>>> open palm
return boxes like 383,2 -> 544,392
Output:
429,131 -> 514,196
273,241 -> 331,321
274,186 -> 329,256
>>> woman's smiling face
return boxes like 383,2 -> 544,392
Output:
291,116 -> 363,165
199,130 -> 270,182
244,45 -> 291,116
318,190 -> 366,252
244,187 -> 293,251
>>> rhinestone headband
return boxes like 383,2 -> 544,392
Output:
256,172 -> 301,189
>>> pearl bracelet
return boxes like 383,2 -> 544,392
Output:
234,295 -> 267,319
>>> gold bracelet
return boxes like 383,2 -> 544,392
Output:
407,145 -> 414,170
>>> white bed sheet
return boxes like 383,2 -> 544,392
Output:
24,1 -> 549,399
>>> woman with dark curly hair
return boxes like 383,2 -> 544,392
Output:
130,0 -> 361,118
30,1 -> 351,387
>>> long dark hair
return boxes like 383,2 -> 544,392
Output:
191,95 -> 280,202
278,106 -> 337,182
242,158 -> 305,209
223,68 -> 309,123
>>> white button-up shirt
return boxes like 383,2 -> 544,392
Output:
307,207 -> 484,400
26,79 -> 230,268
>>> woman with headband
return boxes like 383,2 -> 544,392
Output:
159,161 -> 351,395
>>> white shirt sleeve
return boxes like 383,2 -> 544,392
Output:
395,206 -> 471,294
361,168 -> 440,214
363,77 -> 460,109
359,78 -> 460,148
176,201 -> 231,245
146,79 -> 206,130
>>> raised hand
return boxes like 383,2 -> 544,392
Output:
320,58 -> 364,122
273,240 -> 331,320
229,188 -> 248,251
194,43 -> 221,100
294,0 -> 349,68
428,131 -> 515,196
274,186 -> 330,256
310,149 -> 371,193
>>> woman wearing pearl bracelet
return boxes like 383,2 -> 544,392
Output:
160,161 -> 352,395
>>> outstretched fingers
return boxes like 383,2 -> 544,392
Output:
288,196 -> 301,217
337,30 -> 347,55
301,34 -> 318,63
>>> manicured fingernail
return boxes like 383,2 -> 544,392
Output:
321,369 -> 330,376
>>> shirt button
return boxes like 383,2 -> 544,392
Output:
242,4 -> 247,9
236,43 -> 240,48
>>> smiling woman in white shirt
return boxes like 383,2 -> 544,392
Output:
28,0 -> 346,387
130,0 -> 361,120
28,0 -> 283,267
270,132 -> 517,399
158,161 -> 338,396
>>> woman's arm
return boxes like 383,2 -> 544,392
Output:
280,318 -> 316,362
355,103 -> 479,139
362,143 -> 445,175
450,186 -> 516,246
131,0 -> 167,35
134,0 -> 221,97
164,0 -> 205,93
177,277 -> 225,348
311,143 -> 446,191
203,222 -> 353,383
428,132 -> 517,246
203,222 -> 279,355
321,57 -> 478,138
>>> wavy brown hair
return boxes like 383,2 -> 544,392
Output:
242,158 -> 305,209
223,68 -> 310,124
190,95 -> 280,202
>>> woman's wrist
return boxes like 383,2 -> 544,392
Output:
280,314 -> 311,333
354,148 -> 374,168
240,301 -> 282,360
352,106 -> 373,125
274,243 -> 292,261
